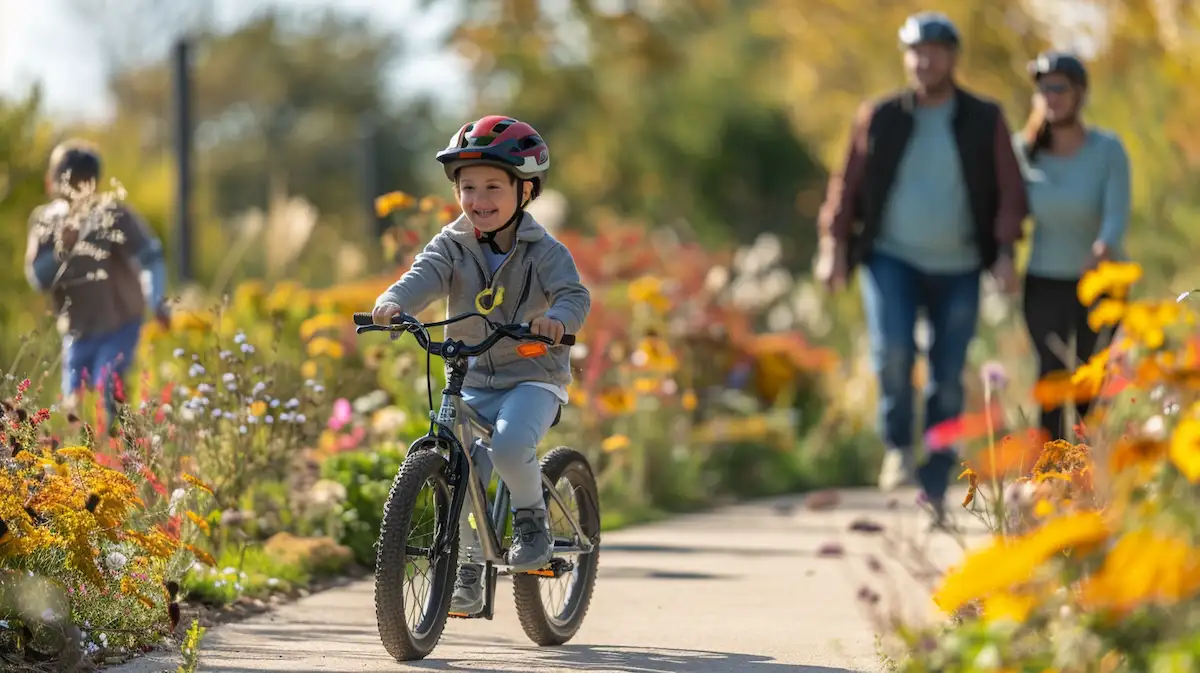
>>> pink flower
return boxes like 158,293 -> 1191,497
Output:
328,398 -> 353,431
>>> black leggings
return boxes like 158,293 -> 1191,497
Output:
1023,274 -> 1115,441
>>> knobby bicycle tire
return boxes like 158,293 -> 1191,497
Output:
374,449 -> 458,661
513,446 -> 602,646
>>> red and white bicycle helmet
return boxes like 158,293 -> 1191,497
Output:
436,116 -> 550,199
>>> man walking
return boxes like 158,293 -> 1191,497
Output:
814,12 -> 1028,525
25,140 -> 169,425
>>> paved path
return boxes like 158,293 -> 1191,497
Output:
111,487 -> 985,673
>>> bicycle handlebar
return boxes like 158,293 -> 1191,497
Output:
352,311 -> 575,358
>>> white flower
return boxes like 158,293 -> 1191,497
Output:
286,398 -> 300,409
241,343 -> 255,354
295,414 -> 307,423
188,363 -> 205,377
253,382 -> 267,396
265,415 -> 274,424
223,372 -> 236,383
239,425 -> 248,434
173,348 -> 185,358
220,350 -> 232,360
169,488 -> 187,515
234,332 -> 246,344
105,551 -> 128,570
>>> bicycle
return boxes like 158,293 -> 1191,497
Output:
352,310 -> 601,662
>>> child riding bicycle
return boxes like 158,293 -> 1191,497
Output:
371,116 -> 590,616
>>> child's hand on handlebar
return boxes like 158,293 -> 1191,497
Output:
530,315 -> 566,345
373,302 -> 404,326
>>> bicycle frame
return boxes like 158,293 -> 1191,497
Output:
427,353 -> 595,570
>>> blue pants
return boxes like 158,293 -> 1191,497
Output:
62,319 -> 143,421
860,252 -> 980,499
462,385 -> 562,511
456,385 -> 561,565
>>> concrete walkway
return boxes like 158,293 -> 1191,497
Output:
110,487 -> 983,673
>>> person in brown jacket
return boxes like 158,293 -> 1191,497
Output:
814,12 -> 1029,527
24,140 -> 169,423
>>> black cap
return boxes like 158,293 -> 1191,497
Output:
898,12 -> 961,48
1028,51 -> 1089,87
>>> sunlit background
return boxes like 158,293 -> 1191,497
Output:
2,0 -> 1200,667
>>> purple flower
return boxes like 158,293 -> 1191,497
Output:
980,360 -> 1008,389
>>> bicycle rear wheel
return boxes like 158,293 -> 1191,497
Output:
513,446 -> 601,646
374,449 -> 458,661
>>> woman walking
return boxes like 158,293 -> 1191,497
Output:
1016,51 -> 1131,441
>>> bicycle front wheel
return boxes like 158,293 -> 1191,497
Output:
374,448 -> 458,661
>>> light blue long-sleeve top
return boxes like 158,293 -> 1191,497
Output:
1016,128 -> 1131,279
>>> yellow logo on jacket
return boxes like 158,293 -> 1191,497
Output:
475,286 -> 505,315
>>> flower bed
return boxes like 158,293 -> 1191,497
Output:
871,262 -> 1200,672
2,190 -> 878,668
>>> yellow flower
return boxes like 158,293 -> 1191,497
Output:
299,313 -> 342,341
1169,418 -> 1200,482
1077,261 -> 1143,305
982,591 -> 1039,623
958,465 -> 979,507
375,191 -> 416,218
419,195 -> 441,212
681,389 -> 698,411
55,446 -> 94,461
185,511 -> 210,536
1128,302 -> 1166,347
249,400 -> 268,417
598,388 -> 636,415
301,360 -> 319,379
307,337 -> 345,360
1070,347 -> 1109,388
633,378 -> 658,395
1087,299 -> 1125,332
933,511 -> 1109,613
1033,499 -> 1055,518
601,435 -> 631,453
633,336 -> 679,373
1079,529 -> 1200,614
627,276 -> 670,313
181,473 -> 215,497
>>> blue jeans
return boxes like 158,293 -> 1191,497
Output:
62,319 -> 143,421
860,252 -> 980,500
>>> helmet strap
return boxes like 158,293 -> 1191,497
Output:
475,178 -> 530,255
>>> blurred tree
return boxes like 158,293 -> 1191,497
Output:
437,0 -> 829,265
103,9 -> 436,262
0,88 -> 65,363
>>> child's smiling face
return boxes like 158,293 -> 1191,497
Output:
455,164 -> 532,232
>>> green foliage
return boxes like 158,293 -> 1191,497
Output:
320,448 -> 407,566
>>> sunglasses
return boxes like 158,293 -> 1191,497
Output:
1038,82 -> 1072,95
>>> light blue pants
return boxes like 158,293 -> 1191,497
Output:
457,385 -> 560,563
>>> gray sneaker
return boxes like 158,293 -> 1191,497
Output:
449,563 -> 484,615
506,507 -> 553,572
877,447 -> 916,492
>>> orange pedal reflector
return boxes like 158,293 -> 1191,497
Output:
525,568 -> 555,577
517,342 -> 547,358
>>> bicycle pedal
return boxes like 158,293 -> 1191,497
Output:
448,611 -> 476,619
522,568 -> 556,577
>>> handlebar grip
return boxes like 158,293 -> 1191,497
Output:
561,334 -> 576,346
353,312 -> 373,326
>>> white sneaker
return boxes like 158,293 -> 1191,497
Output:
877,448 -> 916,491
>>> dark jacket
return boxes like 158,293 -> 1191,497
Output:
818,86 -> 1028,270
25,199 -> 165,338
